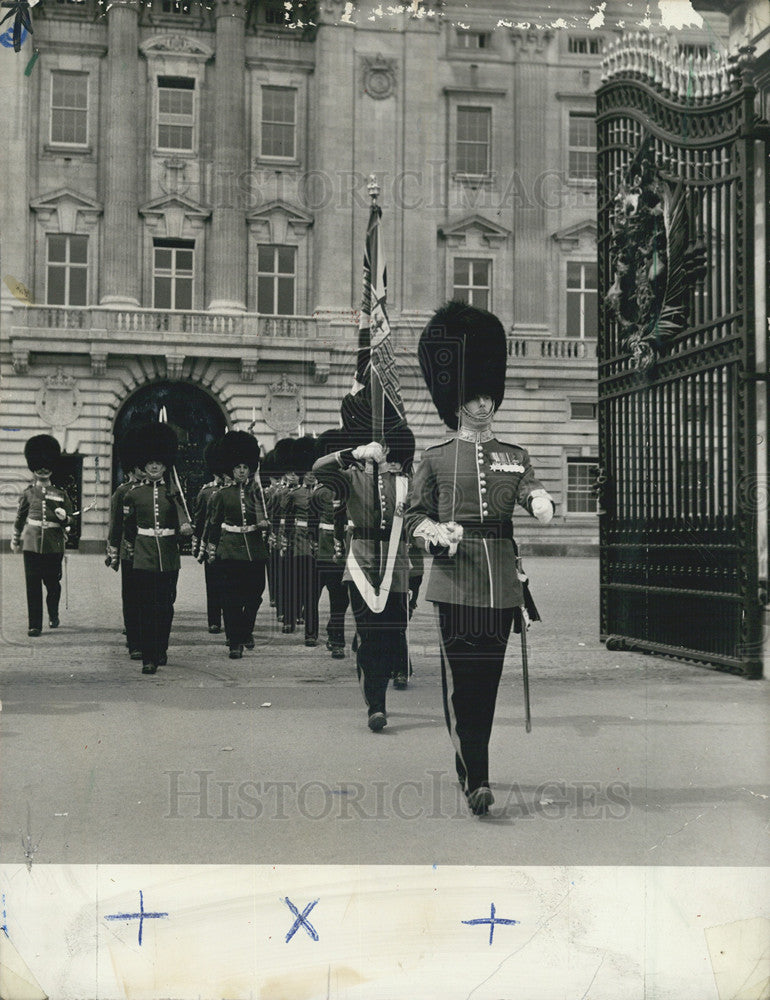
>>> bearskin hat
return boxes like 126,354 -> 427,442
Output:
24,434 -> 61,473
340,384 -> 403,438
133,422 -> 179,469
315,428 -> 346,459
118,428 -> 142,473
292,435 -> 318,476
219,431 -> 261,474
272,438 -> 296,477
384,424 -> 416,474
204,437 -> 227,478
418,300 -> 507,430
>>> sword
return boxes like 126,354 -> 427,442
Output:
159,406 -> 192,524
520,614 -> 531,734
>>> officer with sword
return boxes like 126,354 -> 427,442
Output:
406,300 -> 554,816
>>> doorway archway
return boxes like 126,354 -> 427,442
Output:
112,382 -> 228,511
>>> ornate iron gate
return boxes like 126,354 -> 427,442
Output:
596,38 -> 766,677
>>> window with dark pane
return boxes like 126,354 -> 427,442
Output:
570,401 -> 598,420
567,458 -> 599,513
568,112 -> 596,181
46,234 -> 88,306
456,106 -> 490,175
452,258 -> 490,310
257,245 -> 296,315
261,87 -> 296,159
50,71 -> 88,146
153,239 -> 194,310
566,261 -> 598,339
157,76 -> 195,151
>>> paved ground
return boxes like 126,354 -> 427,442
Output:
0,553 -> 768,867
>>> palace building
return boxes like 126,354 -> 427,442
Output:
0,0 -> 727,552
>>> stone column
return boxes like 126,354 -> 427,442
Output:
0,43 -> 30,313
511,29 -> 553,334
100,0 -> 141,306
208,0 -> 247,312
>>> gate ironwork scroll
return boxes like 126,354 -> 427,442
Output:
597,37 -> 766,677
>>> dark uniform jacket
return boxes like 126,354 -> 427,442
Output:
406,432 -> 550,608
308,483 -> 346,564
206,482 -> 269,562
314,450 -> 410,593
107,478 -> 137,563
14,482 -> 73,555
285,483 -> 314,557
273,485 -> 292,551
192,480 -> 218,557
123,480 -> 185,573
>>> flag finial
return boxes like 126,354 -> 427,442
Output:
367,174 -> 380,204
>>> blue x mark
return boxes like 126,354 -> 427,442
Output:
105,890 -> 168,946
283,896 -> 319,943
462,902 -> 519,945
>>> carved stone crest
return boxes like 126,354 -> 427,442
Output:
361,55 -> 397,100
605,136 -> 707,372
35,368 -> 82,428
262,373 -> 304,433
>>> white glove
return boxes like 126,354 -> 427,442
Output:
443,521 -> 464,556
54,506 -> 67,521
10,539 -> 21,554
530,493 -> 554,524
352,442 -> 388,464
414,518 -> 463,557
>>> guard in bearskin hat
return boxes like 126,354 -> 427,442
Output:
106,426 -> 145,658
272,437 -> 300,633
313,410 -> 413,734
406,300 -> 554,815
284,436 -> 321,645
205,431 -> 269,659
121,422 -> 192,673
307,429 -> 350,658
192,438 -> 227,635
259,449 -> 279,608
12,434 -> 73,636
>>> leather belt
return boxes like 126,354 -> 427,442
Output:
26,518 -> 60,528
222,523 -> 258,533
137,527 -> 176,537
293,519 -> 308,528
457,520 -> 513,541
318,522 -> 335,531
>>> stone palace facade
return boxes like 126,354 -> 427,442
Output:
0,0 -> 727,551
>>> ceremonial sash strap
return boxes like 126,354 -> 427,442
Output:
345,474 -> 408,614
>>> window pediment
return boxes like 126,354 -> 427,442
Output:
552,219 -> 597,251
140,194 -> 211,238
438,214 -> 510,249
30,189 -> 103,231
246,200 -> 313,244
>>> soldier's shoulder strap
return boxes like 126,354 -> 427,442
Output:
424,439 -> 452,452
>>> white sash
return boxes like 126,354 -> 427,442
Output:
346,474 -> 408,613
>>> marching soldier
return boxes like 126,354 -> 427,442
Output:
106,428 -> 143,659
193,439 -> 225,635
259,450 -> 279,608
313,421 -> 415,733
406,300 -> 554,816
284,436 -> 320,646
12,434 -> 73,637
271,438 -> 295,630
307,429 -> 350,658
122,423 -> 192,674
205,431 -> 269,659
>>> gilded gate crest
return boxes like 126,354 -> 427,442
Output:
604,137 -> 707,372
262,373 -> 304,433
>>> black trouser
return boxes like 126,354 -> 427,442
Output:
281,551 -> 298,630
266,544 -> 276,606
23,551 -> 63,630
133,569 -> 179,666
293,553 -> 317,640
435,602 -> 514,796
204,561 -> 223,629
349,585 -> 407,717
121,559 -> 141,651
306,562 -> 349,645
220,559 -> 266,647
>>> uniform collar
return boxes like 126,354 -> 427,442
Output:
456,426 -> 494,443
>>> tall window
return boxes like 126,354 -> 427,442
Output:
257,245 -> 296,315
453,258 -> 490,310
567,458 -> 599,513
160,0 -> 191,11
157,76 -> 195,152
50,72 -> 88,146
153,240 -> 194,310
568,35 -> 603,54
456,106 -> 491,175
455,29 -> 490,49
47,234 -> 88,306
566,261 -> 598,339
261,87 -> 296,159
263,4 -> 286,23
568,112 -> 596,181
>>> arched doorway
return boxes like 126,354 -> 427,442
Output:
113,381 -> 228,515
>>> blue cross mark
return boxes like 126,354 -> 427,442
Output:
283,896 -> 319,943
105,890 -> 168,946
462,902 -> 519,945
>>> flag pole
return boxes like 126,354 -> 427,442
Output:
366,175 -> 385,583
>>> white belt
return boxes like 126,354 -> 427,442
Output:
294,519 -> 308,528
223,523 -> 258,533
27,518 -> 60,528
137,527 -> 176,537
279,518 -> 286,526
319,523 -> 334,531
